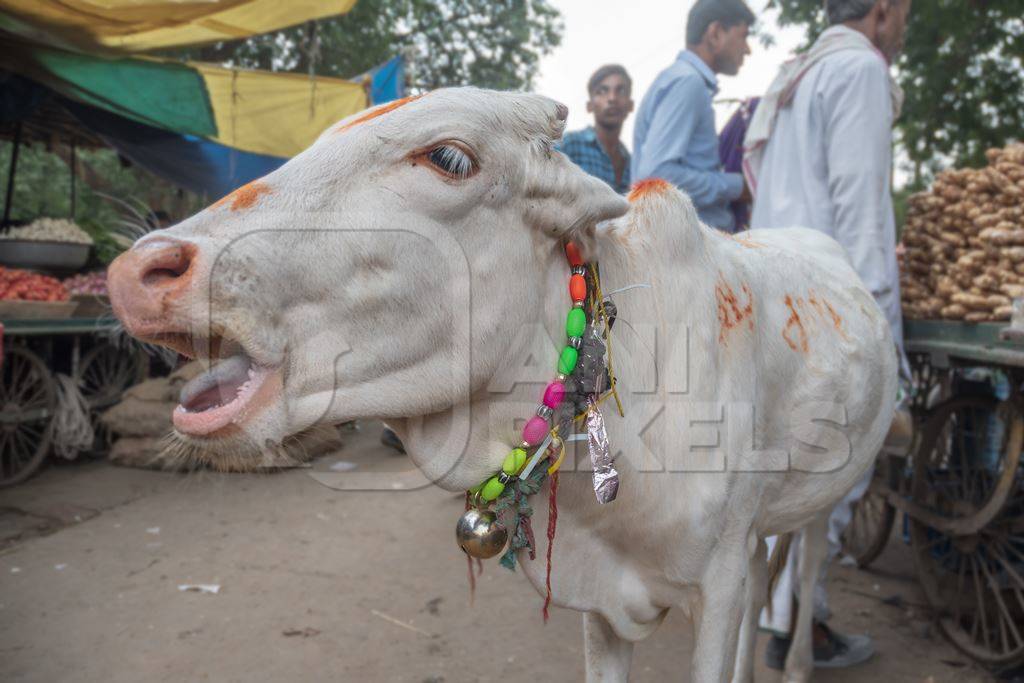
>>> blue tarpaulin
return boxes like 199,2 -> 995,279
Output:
364,55 -> 405,108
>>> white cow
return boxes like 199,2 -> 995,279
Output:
108,88 -> 896,682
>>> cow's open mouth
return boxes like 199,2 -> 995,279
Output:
146,332 -> 279,437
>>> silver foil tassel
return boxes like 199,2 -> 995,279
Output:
586,399 -> 618,504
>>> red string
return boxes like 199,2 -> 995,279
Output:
542,469 -> 559,623
523,515 -> 536,561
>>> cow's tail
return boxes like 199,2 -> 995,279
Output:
764,533 -> 794,618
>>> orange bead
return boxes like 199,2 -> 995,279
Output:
569,274 -> 586,302
565,241 -> 584,267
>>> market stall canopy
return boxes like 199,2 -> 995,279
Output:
66,55 -> 405,196
1,54 -> 404,197
0,0 -> 358,53
3,42 -> 370,158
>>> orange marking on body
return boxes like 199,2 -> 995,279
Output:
809,289 -> 849,341
782,295 -> 809,353
718,231 -> 764,249
212,180 -> 273,212
822,299 -> 849,340
334,95 -> 422,133
711,228 -> 764,249
715,274 -> 755,344
807,291 -> 825,317
627,178 -> 672,202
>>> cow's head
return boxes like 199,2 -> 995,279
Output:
108,88 -> 629,469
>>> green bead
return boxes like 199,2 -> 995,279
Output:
502,447 -> 527,475
558,346 -> 579,375
480,477 -> 505,502
566,307 -> 586,338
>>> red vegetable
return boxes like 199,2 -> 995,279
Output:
0,267 -> 69,302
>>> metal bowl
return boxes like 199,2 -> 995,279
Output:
0,239 -> 92,272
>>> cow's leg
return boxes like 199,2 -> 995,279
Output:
731,538 -> 768,683
784,513 -> 830,683
583,611 -> 634,682
692,547 -> 748,683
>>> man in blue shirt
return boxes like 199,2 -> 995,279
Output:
557,64 -> 634,195
632,0 -> 754,231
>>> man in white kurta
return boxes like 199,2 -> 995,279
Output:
744,0 -> 912,670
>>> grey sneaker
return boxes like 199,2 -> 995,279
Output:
765,623 -> 875,670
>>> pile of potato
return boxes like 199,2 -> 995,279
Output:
901,144 -> 1024,322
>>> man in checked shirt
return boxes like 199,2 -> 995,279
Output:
556,64 -> 634,195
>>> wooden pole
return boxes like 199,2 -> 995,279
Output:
70,140 -> 77,220
2,120 -> 22,232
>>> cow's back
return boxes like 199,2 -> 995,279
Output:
710,226 -> 896,534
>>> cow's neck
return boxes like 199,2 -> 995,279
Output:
392,199 -> 741,623
392,237 -> 597,490
396,216 -> 682,495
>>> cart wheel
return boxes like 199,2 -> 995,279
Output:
910,395 -> 1024,667
842,454 -> 898,568
909,351 -> 947,415
76,342 -> 148,413
0,346 -> 56,487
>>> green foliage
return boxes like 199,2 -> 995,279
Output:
0,142 -> 200,263
176,0 -> 564,91
768,0 -> 1024,179
1,142 -> 72,223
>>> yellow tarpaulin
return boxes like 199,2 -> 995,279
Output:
197,61 -> 368,157
0,0 -> 358,52
1,39 -> 370,157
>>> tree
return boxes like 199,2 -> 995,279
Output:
177,0 -> 564,91
0,141 -> 204,262
767,0 -> 1024,185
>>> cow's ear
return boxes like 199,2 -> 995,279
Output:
524,150 -> 630,242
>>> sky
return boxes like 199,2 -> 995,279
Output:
534,0 -> 807,145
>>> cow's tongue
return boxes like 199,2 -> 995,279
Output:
179,354 -> 251,412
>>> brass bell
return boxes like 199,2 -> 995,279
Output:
456,508 -> 508,559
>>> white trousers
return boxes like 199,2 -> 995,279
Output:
759,465 -> 874,635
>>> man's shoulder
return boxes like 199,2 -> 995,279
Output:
649,61 -> 709,100
561,128 -> 594,146
818,48 -> 889,85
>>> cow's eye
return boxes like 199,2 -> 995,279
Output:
425,144 -> 476,179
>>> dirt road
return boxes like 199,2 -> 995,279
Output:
0,423 -> 992,682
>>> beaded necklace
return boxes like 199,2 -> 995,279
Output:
455,240 -> 623,618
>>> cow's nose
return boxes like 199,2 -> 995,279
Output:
108,238 -> 197,334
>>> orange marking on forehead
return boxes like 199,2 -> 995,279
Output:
334,95 -> 423,133
782,295 -> 808,353
212,181 -> 273,212
627,178 -> 672,202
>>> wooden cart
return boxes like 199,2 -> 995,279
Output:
0,317 -> 147,487
843,319 -> 1024,667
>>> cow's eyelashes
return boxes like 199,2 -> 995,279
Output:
424,144 -> 477,179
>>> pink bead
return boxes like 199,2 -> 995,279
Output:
542,381 -> 565,409
522,416 -> 549,446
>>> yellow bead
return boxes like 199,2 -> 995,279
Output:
502,447 -> 528,474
